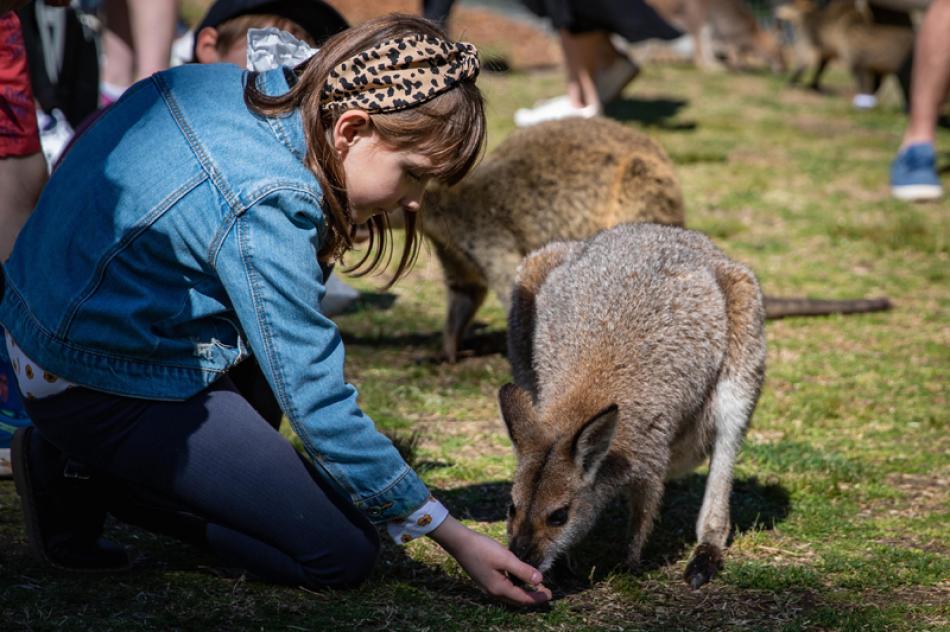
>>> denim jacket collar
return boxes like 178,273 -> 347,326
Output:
254,67 -> 309,162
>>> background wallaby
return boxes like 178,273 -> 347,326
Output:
422,117 -> 685,362
648,0 -> 786,72
499,222 -> 766,589
777,0 -> 915,104
421,117 -> 890,362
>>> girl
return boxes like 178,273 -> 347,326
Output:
0,14 -> 551,605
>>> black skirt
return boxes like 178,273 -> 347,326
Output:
521,0 -> 682,42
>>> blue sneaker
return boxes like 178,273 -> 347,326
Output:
1,334 -> 33,478
890,143 -> 943,202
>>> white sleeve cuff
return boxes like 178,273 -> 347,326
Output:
386,496 -> 450,545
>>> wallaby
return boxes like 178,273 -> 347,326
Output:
648,0 -> 786,72
420,117 -> 890,362
499,222 -> 766,589
777,0 -> 915,104
421,117 -> 685,362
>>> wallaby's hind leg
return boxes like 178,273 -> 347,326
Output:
432,242 -> 488,363
625,474 -> 666,571
444,283 -> 488,363
685,262 -> 766,589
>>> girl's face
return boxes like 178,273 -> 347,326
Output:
334,111 -> 432,225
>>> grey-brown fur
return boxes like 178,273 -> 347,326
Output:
421,117 -> 684,362
500,223 -> 766,589
420,116 -> 888,362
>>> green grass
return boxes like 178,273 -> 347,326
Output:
2,62 -> 948,631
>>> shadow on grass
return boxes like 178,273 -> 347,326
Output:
433,473 -> 790,591
604,97 -> 696,130
340,322 -> 508,363
337,290 -> 398,315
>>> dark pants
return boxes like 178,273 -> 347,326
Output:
23,364 -> 380,589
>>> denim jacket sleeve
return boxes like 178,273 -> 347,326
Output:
214,188 -> 430,523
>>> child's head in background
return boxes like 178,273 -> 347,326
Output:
246,13 -> 486,286
192,0 -> 349,65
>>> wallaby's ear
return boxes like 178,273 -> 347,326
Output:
498,383 -> 537,450
571,404 -> 619,480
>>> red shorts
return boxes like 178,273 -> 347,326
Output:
0,12 -> 40,158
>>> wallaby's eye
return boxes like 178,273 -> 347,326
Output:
547,506 -> 570,527
508,503 -> 517,518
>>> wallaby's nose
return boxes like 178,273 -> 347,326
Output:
509,535 -> 536,565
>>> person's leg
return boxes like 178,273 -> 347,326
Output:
560,29 -> 602,110
513,29 -> 604,126
125,0 -> 176,81
0,11 -> 46,263
0,11 -> 45,476
100,0 -> 176,101
100,0 -> 135,101
890,0 -> 949,200
0,152 -> 46,261
901,0 -> 950,149
24,379 -> 379,588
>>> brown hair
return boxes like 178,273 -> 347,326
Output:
213,14 -> 316,55
244,14 -> 486,287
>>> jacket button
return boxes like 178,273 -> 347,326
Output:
368,507 -> 381,517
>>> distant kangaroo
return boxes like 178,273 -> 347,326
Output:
777,0 -> 915,103
421,117 -> 890,362
648,0 -> 786,73
500,222 -> 766,589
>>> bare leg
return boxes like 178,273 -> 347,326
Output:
0,152 -> 47,262
101,0 -> 176,90
558,29 -> 603,111
126,0 -> 177,81
100,0 -> 134,91
900,0 -> 950,149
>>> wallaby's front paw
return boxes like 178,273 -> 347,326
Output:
683,543 -> 723,590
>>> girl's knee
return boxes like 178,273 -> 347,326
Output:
301,526 -> 380,589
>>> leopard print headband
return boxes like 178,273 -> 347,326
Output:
321,35 -> 479,113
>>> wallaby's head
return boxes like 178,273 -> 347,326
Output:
499,382 -> 621,572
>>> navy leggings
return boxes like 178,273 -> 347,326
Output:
23,364 -> 380,588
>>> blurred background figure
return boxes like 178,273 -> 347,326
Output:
652,0 -> 785,74
889,0 -> 948,201
98,0 -> 178,106
190,0 -> 348,65
422,0 -> 456,27
777,0 -> 914,110
514,0 -> 681,126
17,0 -> 98,164
0,0 -> 71,477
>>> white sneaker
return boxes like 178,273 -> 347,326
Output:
852,93 -> 877,109
514,95 -> 600,128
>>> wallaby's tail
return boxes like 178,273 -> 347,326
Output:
763,295 -> 892,319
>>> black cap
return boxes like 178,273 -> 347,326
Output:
193,0 -> 349,59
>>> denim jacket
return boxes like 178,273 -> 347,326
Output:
0,64 -> 429,523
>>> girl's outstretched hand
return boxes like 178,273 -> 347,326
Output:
429,515 -> 552,606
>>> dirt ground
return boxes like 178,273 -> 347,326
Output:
324,0 -> 563,69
